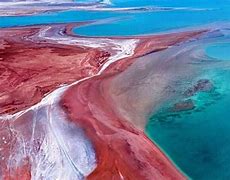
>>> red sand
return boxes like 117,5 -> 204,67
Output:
0,110 -> 34,180
61,75 -> 185,180
0,25 -> 207,179
0,27 -> 110,114
61,30 -> 206,179
103,30 -> 205,74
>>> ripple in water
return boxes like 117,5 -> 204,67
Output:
206,43 -> 230,61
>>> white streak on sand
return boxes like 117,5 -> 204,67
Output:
0,25 -> 138,180
37,26 -> 139,73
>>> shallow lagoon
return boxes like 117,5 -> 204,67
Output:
146,57 -> 230,179
206,43 -> 230,61
1,0 -> 230,36
2,0 -> 230,179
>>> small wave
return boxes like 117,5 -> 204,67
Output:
85,6 -> 215,13
100,0 -> 112,5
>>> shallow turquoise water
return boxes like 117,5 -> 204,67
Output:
2,0 -> 230,179
146,69 -> 230,179
1,0 -> 230,36
74,0 -> 230,36
0,10 -> 117,28
206,43 -> 230,61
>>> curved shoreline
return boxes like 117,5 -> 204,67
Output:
0,24 -> 207,179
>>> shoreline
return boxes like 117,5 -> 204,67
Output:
0,24 -> 207,179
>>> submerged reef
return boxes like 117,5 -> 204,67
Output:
0,24 -> 204,179
1,0 -> 230,179
184,79 -> 214,97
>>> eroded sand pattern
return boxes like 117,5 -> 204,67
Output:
1,0 -> 230,179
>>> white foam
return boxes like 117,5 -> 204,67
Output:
101,0 -> 112,5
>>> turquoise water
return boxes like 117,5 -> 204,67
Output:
74,1 -> 230,36
1,0 -> 230,36
74,9 -> 229,36
0,10 -> 117,28
206,43 -> 230,61
2,0 -> 230,179
146,69 -> 230,179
